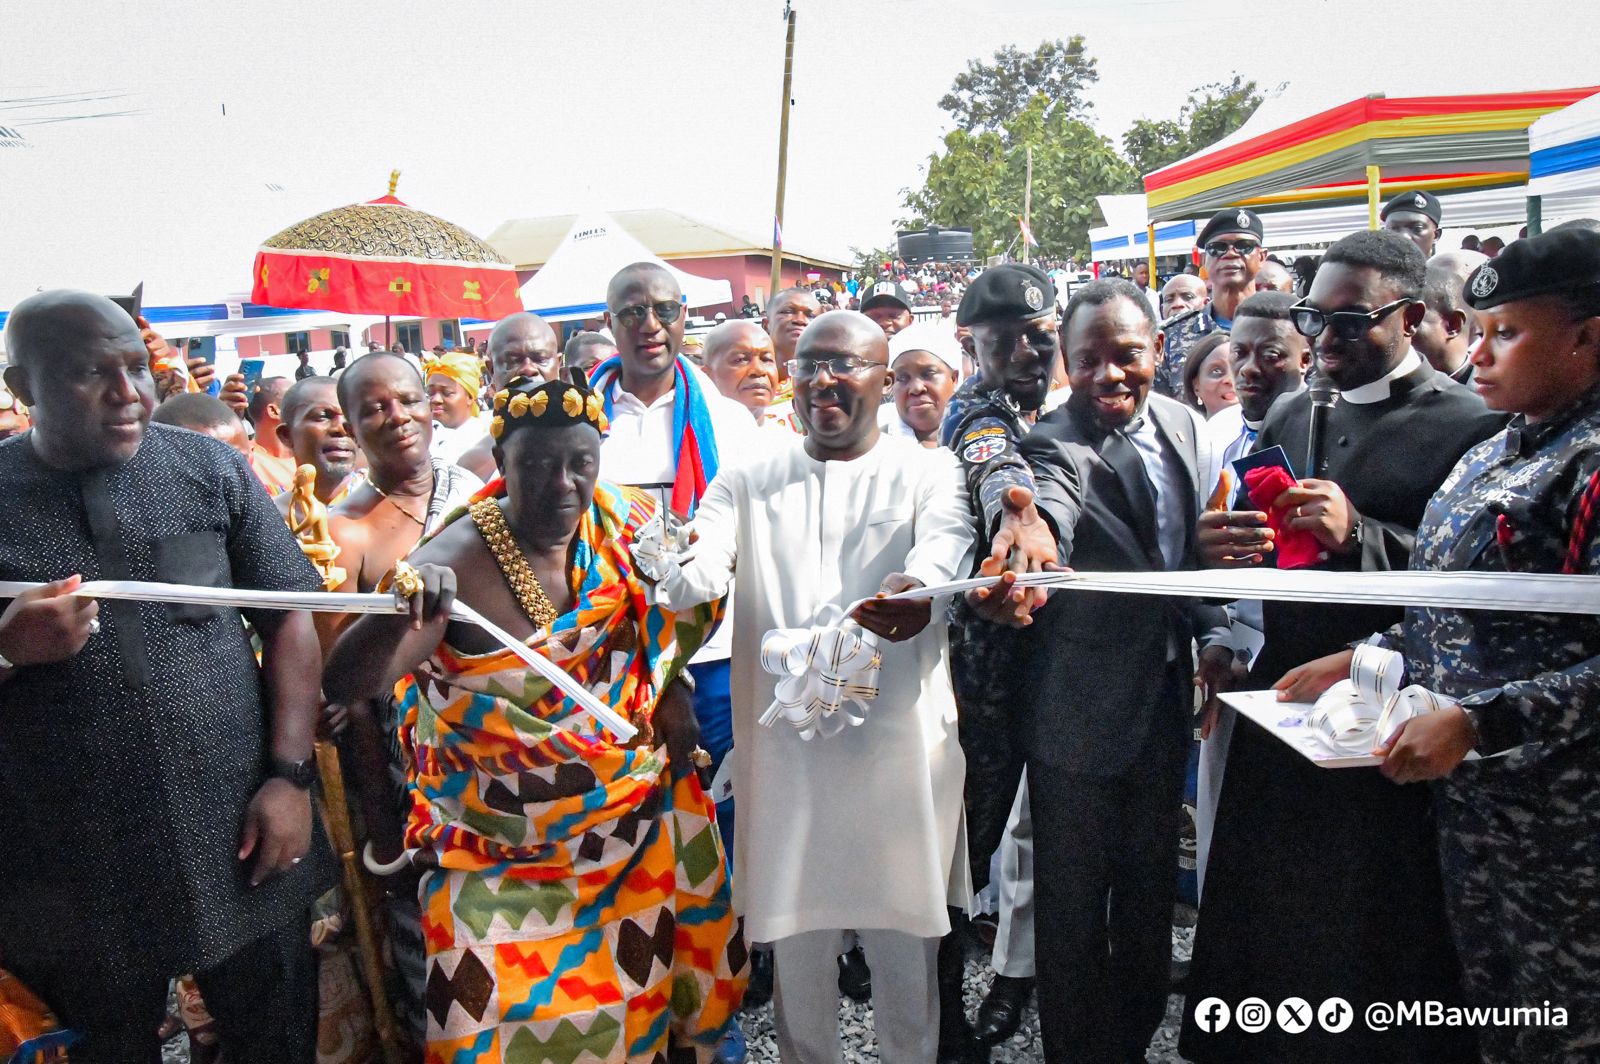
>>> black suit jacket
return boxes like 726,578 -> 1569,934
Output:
1019,393 -> 1230,775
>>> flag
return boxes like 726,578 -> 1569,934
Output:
1018,216 -> 1038,247
773,215 -> 784,249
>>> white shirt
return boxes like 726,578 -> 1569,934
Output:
429,413 -> 490,466
598,365 -> 766,663
1340,349 -> 1423,405
658,435 -> 975,941
1127,414 -> 1188,570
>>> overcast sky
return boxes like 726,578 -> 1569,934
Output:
3,0 -> 1597,304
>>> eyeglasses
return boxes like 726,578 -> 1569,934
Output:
1290,297 -> 1415,341
1204,239 -> 1260,259
785,356 -> 883,380
611,300 -> 684,329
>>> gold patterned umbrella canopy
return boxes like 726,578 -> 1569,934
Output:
250,172 -> 523,319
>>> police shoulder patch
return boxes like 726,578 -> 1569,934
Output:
963,437 -> 1008,463
961,424 -> 1006,444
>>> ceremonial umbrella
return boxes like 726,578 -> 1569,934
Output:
250,171 -> 522,341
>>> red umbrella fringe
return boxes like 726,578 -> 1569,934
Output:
251,249 -> 523,320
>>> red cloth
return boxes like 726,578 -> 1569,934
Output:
1243,465 -> 1323,569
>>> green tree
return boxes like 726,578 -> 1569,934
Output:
1122,76 -> 1265,177
904,94 -> 1135,262
938,37 -> 1098,133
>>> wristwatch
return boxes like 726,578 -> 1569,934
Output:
267,755 -> 319,790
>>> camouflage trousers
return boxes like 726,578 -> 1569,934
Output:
1436,789 -> 1600,1064
949,620 -> 1030,892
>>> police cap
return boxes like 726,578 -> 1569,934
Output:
1462,228 -> 1600,310
1381,189 -> 1442,226
956,263 -> 1056,326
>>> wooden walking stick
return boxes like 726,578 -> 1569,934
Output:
287,466 -> 407,1064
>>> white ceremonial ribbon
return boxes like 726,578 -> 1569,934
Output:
847,567 -> 1600,616
630,509 -> 689,584
1305,642 -> 1450,757
0,579 -> 637,742
757,604 -> 882,741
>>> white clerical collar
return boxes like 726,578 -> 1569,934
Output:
1339,350 -> 1422,405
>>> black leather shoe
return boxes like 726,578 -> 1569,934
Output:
974,975 -> 1032,1046
837,944 -> 871,1001
744,948 -> 773,1008
938,1025 -> 990,1064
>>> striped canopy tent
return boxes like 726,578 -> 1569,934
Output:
1144,85 -> 1600,224
1529,91 -> 1600,206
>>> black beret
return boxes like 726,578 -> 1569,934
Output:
1462,228 -> 1600,310
956,263 -> 1056,326
858,280 -> 913,313
1196,208 -> 1264,249
1381,189 -> 1442,225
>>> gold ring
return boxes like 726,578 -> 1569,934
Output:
390,560 -> 424,599
690,747 -> 713,769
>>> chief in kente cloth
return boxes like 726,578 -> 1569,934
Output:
1278,227 -> 1600,1064
1182,230 -> 1505,1063
326,375 -> 745,1064
0,291 -> 334,1063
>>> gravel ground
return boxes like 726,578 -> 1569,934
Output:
161,927 -> 1195,1063
740,925 -> 1193,1064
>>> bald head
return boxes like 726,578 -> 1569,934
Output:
606,261 -> 681,306
335,351 -> 423,413
487,313 -> 559,388
1254,260 -> 1295,294
796,309 -> 890,363
1161,274 -> 1207,319
792,311 -> 891,459
1415,249 -> 1491,376
3,290 -> 139,372
703,320 -> 778,418
1,289 -> 154,470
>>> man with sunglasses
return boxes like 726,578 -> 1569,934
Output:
1159,209 -> 1268,399
1182,230 -> 1502,1064
590,262 -> 766,1032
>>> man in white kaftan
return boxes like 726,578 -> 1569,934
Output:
659,313 -> 974,1064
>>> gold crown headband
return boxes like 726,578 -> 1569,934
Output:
490,377 -> 608,440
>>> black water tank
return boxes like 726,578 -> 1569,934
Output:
897,226 -> 976,264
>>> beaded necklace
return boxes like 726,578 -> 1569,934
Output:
469,499 -> 561,629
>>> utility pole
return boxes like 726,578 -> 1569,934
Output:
1023,145 -> 1033,265
769,1 -> 796,306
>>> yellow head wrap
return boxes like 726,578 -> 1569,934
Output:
422,350 -> 482,400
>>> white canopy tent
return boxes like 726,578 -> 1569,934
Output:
516,212 -> 733,322
1529,91 -> 1600,208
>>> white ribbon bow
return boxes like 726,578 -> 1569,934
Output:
758,604 -> 882,740
631,509 -> 689,583
1305,641 -> 1448,757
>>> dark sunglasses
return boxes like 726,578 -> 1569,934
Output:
612,300 -> 684,329
1290,297 -> 1415,341
1204,239 -> 1260,258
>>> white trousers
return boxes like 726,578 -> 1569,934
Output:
773,928 -> 939,1064
991,778 -> 1036,978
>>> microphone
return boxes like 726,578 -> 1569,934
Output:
1305,374 -> 1338,479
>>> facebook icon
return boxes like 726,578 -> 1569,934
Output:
1193,997 -> 1231,1033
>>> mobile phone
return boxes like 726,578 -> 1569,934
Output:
240,358 -> 266,389
109,282 -> 144,323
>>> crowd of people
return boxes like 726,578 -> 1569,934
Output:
1,188 -> 1598,1064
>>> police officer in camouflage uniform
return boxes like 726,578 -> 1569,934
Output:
1159,209 -> 1267,399
1280,228 -> 1600,1064
936,264 -> 1064,1054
